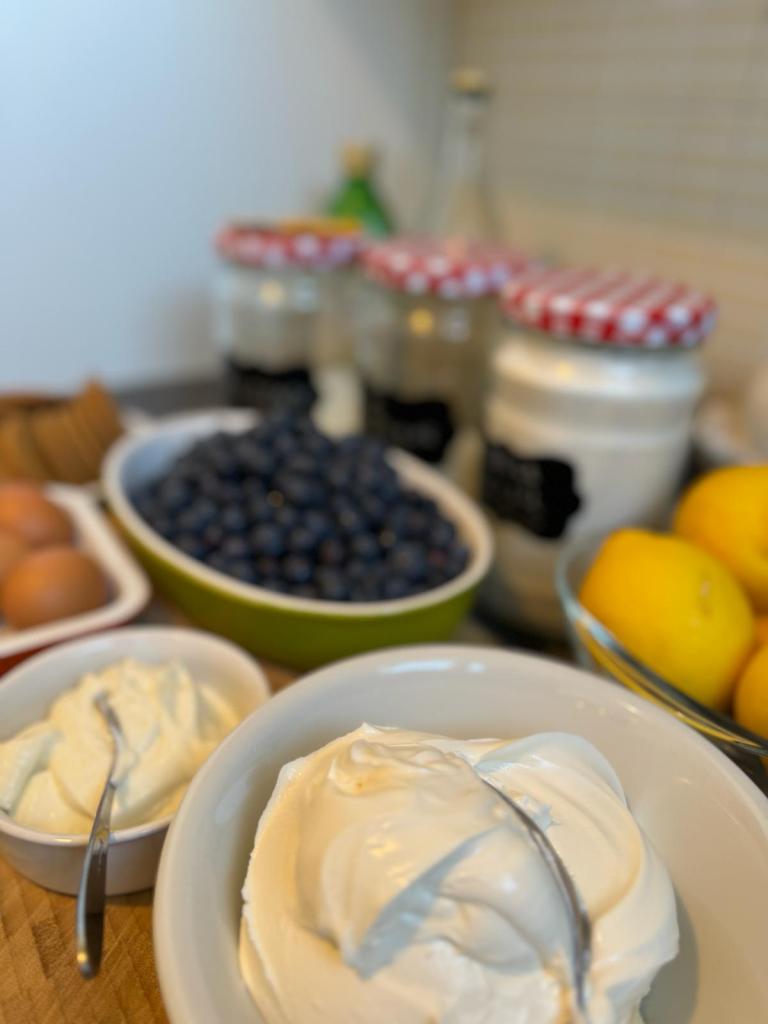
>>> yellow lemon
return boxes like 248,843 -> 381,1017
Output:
756,616 -> 768,647
674,465 -> 768,613
734,644 -> 768,739
580,528 -> 755,710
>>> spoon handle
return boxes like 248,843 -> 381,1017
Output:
76,776 -> 117,978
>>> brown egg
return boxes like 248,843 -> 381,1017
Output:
0,528 -> 29,585
0,483 -> 74,548
1,547 -> 109,628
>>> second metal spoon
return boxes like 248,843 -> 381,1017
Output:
75,693 -> 124,979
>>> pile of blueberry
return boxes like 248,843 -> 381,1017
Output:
132,415 -> 470,602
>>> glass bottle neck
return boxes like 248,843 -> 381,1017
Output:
422,92 -> 498,243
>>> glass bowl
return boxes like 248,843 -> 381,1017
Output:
555,533 -> 768,776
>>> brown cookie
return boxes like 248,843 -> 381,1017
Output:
67,400 -> 105,479
78,379 -> 123,449
28,407 -> 83,482
0,414 -> 50,480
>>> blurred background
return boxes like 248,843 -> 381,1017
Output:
4,0 -> 768,396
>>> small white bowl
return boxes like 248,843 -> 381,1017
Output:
154,645 -> 768,1024
0,626 -> 270,895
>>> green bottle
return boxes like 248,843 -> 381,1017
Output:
326,143 -> 395,238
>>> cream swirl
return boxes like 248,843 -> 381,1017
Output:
240,725 -> 678,1024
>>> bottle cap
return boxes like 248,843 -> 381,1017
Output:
451,67 -> 493,98
341,143 -> 375,177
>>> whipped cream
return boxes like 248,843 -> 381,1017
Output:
0,658 -> 239,834
240,725 -> 678,1024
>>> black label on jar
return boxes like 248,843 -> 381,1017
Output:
481,439 -> 582,539
363,384 -> 455,464
225,358 -> 317,415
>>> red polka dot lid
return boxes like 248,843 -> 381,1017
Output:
216,220 -> 363,270
500,265 -> 717,348
363,237 -> 531,299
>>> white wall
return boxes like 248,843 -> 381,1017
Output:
1,0 -> 453,391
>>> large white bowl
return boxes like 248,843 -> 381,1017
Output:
0,626 -> 270,895
154,645 -> 768,1024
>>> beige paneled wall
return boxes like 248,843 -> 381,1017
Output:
457,0 -> 768,393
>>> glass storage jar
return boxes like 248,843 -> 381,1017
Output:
357,238 -> 528,469
214,221 -> 361,416
481,266 -> 716,637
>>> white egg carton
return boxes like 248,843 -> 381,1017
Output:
0,485 -> 150,671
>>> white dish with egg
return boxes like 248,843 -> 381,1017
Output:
154,645 -> 768,1024
0,626 -> 270,894
0,485 -> 150,671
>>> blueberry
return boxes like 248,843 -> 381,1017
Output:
157,479 -> 190,513
304,509 -> 333,540
403,509 -> 431,539
227,559 -> 258,584
349,533 -> 380,562
198,471 -> 225,500
333,501 -> 366,534
318,537 -> 345,566
287,526 -> 320,555
346,558 -> 370,583
261,577 -> 290,594
240,446 -> 275,478
360,495 -> 387,527
177,497 -> 218,533
151,515 -> 176,539
202,523 -> 226,549
174,534 -> 207,560
327,463 -> 350,491
221,504 -> 249,533
427,548 -> 449,573
251,523 -> 285,558
279,474 -> 324,508
446,543 -> 469,577
255,555 -> 280,578
389,543 -> 428,582
246,494 -> 272,525
383,577 -> 411,600
274,505 -> 300,531
221,536 -> 252,560
431,519 -> 457,548
282,554 -> 313,586
315,568 -> 350,601
205,551 -> 230,574
272,432 -> 300,459
284,453 -> 319,477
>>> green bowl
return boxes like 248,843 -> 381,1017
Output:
102,410 -> 493,670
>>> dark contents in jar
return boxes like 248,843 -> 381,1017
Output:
224,357 -> 317,416
131,415 -> 470,602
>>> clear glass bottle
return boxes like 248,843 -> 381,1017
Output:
421,68 -> 499,243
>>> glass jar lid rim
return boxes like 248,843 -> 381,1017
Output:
500,266 -> 717,349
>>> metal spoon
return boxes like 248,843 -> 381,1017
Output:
478,776 -> 592,1022
76,693 -> 124,979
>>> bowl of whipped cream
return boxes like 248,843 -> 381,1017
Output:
154,645 -> 768,1024
0,626 -> 270,894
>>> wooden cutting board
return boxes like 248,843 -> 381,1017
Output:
0,658 -> 296,1024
